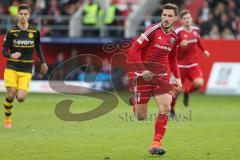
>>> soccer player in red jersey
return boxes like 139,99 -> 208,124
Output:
170,10 -> 210,115
128,3 -> 182,155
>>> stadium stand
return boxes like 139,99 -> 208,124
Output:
0,0 -> 239,38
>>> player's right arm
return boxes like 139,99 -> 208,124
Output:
128,25 -> 156,77
128,31 -> 152,62
2,30 -> 21,59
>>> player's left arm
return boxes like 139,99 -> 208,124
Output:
169,47 -> 182,90
197,31 -> 210,57
35,30 -> 48,74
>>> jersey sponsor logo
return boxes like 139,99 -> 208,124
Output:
187,39 -> 198,44
13,40 -> 34,45
28,32 -> 34,38
154,44 -> 172,51
158,36 -> 162,40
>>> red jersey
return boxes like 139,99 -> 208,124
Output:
175,26 -> 205,66
128,23 -> 180,78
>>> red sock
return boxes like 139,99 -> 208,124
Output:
153,114 -> 168,145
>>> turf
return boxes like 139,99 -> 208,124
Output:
0,92 -> 239,160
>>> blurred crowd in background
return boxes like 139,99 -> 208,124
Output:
0,0 -> 240,39
139,0 -> 240,39
0,0 -> 82,35
197,0 -> 240,39
0,0 -> 136,37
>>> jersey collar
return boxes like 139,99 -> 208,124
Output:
16,23 -> 30,31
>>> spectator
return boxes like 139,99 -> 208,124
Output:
222,27 -> 235,39
51,52 -> 66,80
100,1 -> 121,37
226,0 -> 239,20
32,0 -> 46,16
82,0 -> 100,37
120,1 -> 133,18
232,16 -> 240,35
213,2 -> 226,28
8,0 -> 19,24
208,24 -> 221,39
199,12 -> 215,36
66,48 -> 79,80
218,13 -> 233,32
102,58 -> 111,73
138,14 -> 153,34
197,0 -> 240,38
78,56 -> 99,82
152,2 -> 162,23
197,0 -> 211,24
143,14 -> 153,28
8,0 -> 19,17
47,0 -> 60,16
96,58 -> 112,89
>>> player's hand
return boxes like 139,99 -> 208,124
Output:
142,70 -> 154,81
11,52 -> 21,59
180,40 -> 188,47
203,50 -> 210,57
175,78 -> 182,92
40,63 -> 48,74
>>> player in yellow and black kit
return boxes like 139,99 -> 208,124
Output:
2,4 -> 48,128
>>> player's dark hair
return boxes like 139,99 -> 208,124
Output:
18,4 -> 30,13
180,9 -> 190,19
162,3 -> 178,16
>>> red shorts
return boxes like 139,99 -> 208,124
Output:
179,65 -> 203,83
128,75 -> 172,105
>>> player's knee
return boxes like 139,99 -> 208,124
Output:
161,105 -> 171,114
16,95 -> 26,102
194,80 -> 204,89
159,100 -> 171,114
7,90 -> 17,100
176,87 -> 183,94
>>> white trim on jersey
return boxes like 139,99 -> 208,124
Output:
143,23 -> 161,37
178,63 -> 198,68
141,33 -> 149,41
175,26 -> 184,34
175,26 -> 200,34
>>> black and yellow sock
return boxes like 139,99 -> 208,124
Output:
4,98 -> 13,119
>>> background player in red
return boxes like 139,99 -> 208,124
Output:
128,3 -> 182,156
171,10 -> 210,116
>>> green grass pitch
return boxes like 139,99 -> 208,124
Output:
0,93 -> 239,160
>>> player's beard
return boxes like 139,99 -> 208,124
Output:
162,23 -> 173,31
